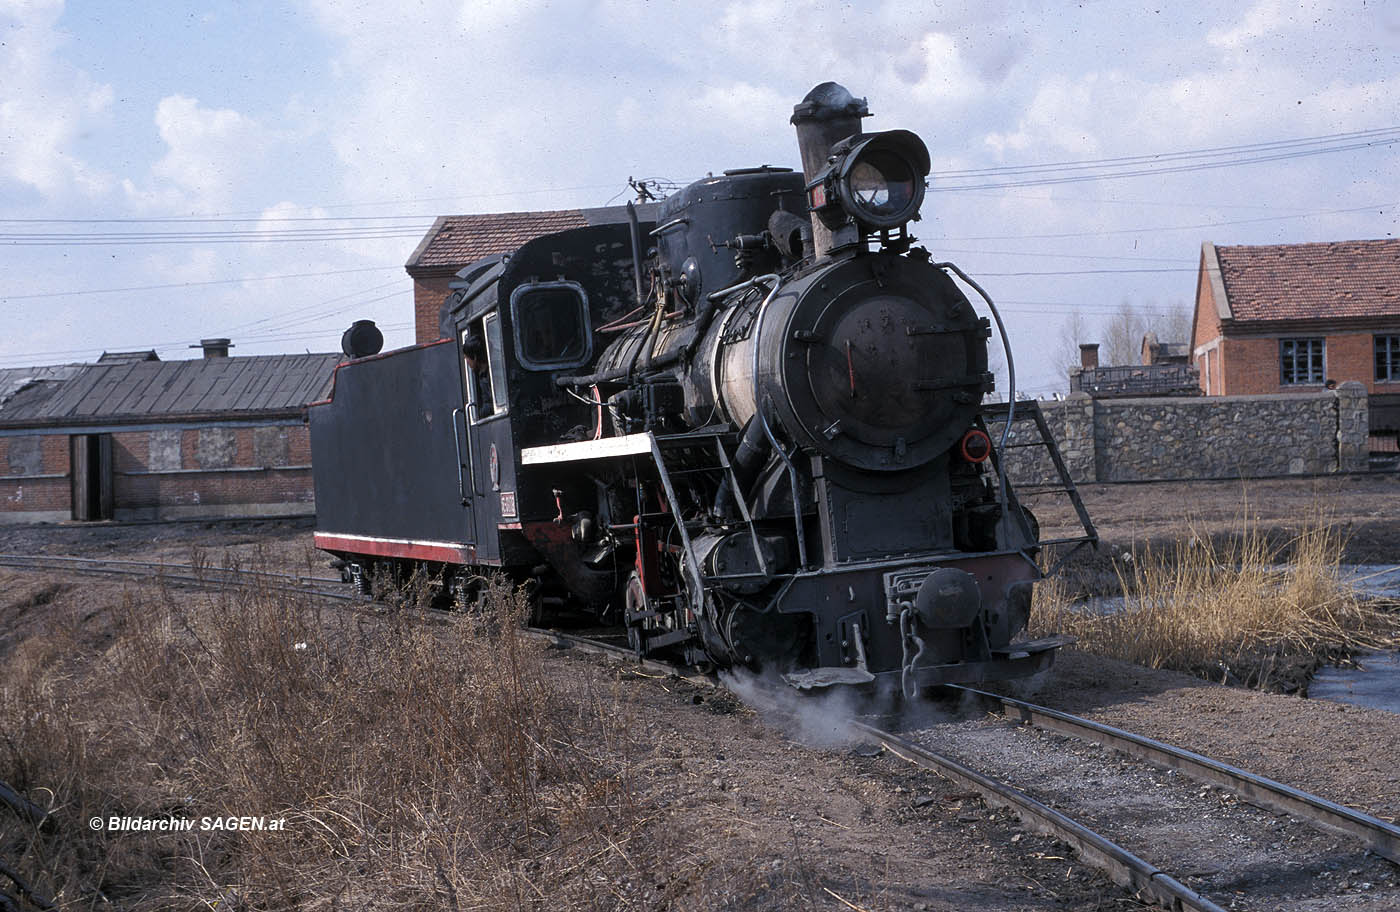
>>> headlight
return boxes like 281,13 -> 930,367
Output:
808,129 -> 930,232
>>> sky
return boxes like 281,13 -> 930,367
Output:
1,0 -> 1397,397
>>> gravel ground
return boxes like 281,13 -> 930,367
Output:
904,706 -> 1398,910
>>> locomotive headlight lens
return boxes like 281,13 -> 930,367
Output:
833,130 -> 931,230
848,161 -> 891,208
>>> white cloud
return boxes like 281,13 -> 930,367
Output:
117,95 -> 275,213
0,0 -> 113,197
1206,0 -> 1326,49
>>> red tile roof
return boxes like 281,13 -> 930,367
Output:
1216,239 -> 1400,324
406,210 -> 589,271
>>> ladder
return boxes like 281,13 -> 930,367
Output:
644,428 -> 771,609
980,400 -> 1098,574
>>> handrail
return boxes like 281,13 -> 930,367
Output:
451,408 -> 469,504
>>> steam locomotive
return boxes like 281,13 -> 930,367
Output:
310,82 -> 1091,692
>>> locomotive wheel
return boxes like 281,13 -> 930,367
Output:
623,571 -> 648,659
522,578 -> 548,627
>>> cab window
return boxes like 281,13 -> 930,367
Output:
510,281 -> 592,370
463,312 -> 509,421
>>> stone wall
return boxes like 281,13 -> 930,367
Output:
998,381 -> 1370,485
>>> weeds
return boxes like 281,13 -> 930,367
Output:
1033,514 -> 1400,690
1,572 -> 648,909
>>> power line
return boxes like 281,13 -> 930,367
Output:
933,125 -> 1400,179
930,201 -> 1392,242
222,278 -> 405,333
0,320 -> 416,368
0,265 -> 402,301
930,125 -> 1400,191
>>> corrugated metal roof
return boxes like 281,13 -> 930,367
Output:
0,354 -> 340,427
404,203 -> 660,271
0,365 -> 86,419
98,350 -> 160,363
1216,239 -> 1400,324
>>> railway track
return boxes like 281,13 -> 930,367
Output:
537,629 -> 1400,910
6,555 -> 1397,908
0,552 -> 350,602
867,692 -> 1400,911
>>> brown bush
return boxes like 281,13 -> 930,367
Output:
2,574 -> 651,910
1033,514 -> 1400,690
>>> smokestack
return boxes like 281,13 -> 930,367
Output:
191,338 -> 233,359
791,82 -> 869,259
1079,343 -> 1100,370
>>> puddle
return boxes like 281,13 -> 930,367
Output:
1309,652 -> 1400,714
1065,565 -> 1400,713
1342,564 -> 1400,599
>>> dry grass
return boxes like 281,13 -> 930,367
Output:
1,570 -> 661,910
1032,514 -> 1400,689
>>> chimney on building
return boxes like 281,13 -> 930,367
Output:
1079,343 -> 1100,370
191,338 -> 234,359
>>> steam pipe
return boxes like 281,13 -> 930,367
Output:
626,202 -> 645,306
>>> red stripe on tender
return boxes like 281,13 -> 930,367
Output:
314,533 -> 475,564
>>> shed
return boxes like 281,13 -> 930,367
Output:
0,352 -> 339,523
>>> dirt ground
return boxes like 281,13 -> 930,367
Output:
2,474 -> 1399,910
1035,472 -> 1400,565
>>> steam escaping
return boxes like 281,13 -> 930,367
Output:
719,667 -> 958,748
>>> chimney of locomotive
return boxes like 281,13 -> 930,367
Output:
791,82 -> 869,259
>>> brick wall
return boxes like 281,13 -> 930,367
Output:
1199,328 -> 1400,397
0,434 -> 71,522
413,274 -> 454,345
1001,383 -> 1370,486
111,423 -> 316,520
1192,259 -> 1223,394
0,422 -> 317,524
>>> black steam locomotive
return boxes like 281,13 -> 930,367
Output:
310,82 -> 1092,692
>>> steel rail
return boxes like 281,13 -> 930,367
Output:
850,720 -> 1229,912
0,553 -> 352,602
948,684 -> 1400,864
0,552 -> 340,585
522,626 -> 717,687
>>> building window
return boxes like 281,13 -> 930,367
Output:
1279,338 -> 1324,385
1376,335 -> 1400,382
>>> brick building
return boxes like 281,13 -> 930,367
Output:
0,345 -> 339,524
1192,239 -> 1400,450
1192,239 -> 1400,396
405,204 -> 657,344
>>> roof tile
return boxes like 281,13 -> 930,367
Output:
1217,238 -> 1400,323
407,209 -> 589,270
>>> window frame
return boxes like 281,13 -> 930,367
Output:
508,280 -> 593,372
1279,337 -> 1325,386
463,312 -> 510,425
1376,334 -> 1400,383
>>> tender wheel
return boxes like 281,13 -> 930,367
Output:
347,562 -> 371,596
